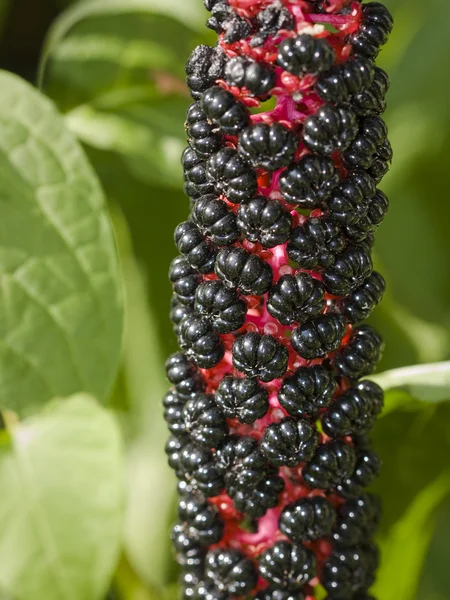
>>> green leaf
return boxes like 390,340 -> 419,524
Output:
372,361 -> 450,404
0,70 -> 123,413
374,474 -> 450,600
0,394 -> 124,600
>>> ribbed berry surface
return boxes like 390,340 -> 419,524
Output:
165,2 -> 393,598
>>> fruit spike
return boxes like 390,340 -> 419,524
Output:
165,1 -> 393,598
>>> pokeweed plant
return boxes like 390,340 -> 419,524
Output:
164,1 -> 394,598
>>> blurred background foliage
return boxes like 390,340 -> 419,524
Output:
0,0 -> 449,598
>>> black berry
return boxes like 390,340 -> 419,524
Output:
215,376 -> 269,424
215,246 -> 273,295
279,496 -> 337,542
178,494 -> 224,545
232,332 -> 288,382
205,1 -> 253,43
259,541 -> 317,588
287,217 -> 346,269
261,417 -> 319,467
303,104 -> 358,155
350,1 -> 394,58
277,34 -> 335,76
353,66 -> 390,116
278,364 -> 337,418
178,441 -> 224,497
186,101 -> 223,158
327,170 -> 376,226
204,548 -> 258,595
182,146 -> 215,199
322,245 -> 373,296
170,255 -> 201,307
231,469 -> 285,518
332,493 -> 381,547
237,196 -> 292,248
333,325 -> 384,380
291,313 -> 346,360
186,44 -> 226,99
251,5 -> 295,47
178,314 -> 225,369
175,220 -> 217,274
267,272 -> 325,326
165,352 -> 206,400
225,56 -> 276,97
342,116 -> 389,171
215,435 -> 268,490
238,123 -> 298,171
206,147 -> 257,203
191,194 -> 240,246
316,56 -> 374,105
194,279 -> 247,333
280,154 -> 340,208
303,440 -> 357,491
337,271 -> 386,324
201,85 -> 250,135
322,543 -> 379,598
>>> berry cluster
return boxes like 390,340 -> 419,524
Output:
166,1 -> 392,598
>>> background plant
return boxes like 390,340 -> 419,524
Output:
0,0 -> 448,599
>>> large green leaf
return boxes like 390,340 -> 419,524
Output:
0,70 -> 123,413
0,394 -> 124,600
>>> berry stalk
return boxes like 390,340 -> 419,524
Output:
164,1 -> 393,598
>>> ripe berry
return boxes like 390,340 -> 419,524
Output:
256,589 -> 305,600
327,170 -> 376,225
278,364 -> 337,418
215,435 -> 268,490
182,146 -> 215,199
201,86 -> 250,135
191,194 -> 239,246
169,256 -> 201,307
288,217 -> 346,269
204,548 -> 258,596
368,138 -> 393,183
186,101 -> 223,158
237,196 -> 292,248
260,417 -> 319,467
280,154 -> 340,208
322,544 -> 379,598
182,393 -> 227,448
232,332 -> 288,382
353,67 -> 390,116
303,104 -> 358,155
225,57 -> 276,98
333,325 -> 384,380
238,123 -> 298,171
170,297 -> 193,335
205,1 -> 252,43
194,280 -> 247,333
322,380 -> 384,438
215,376 -> 269,424
267,272 -> 325,326
291,313 -> 346,360
171,523 -> 205,569
259,541 -> 317,588
206,147 -> 257,203
178,494 -> 224,545
185,44 -> 226,99
179,442 -> 224,497
322,245 -> 373,296
279,496 -> 337,542
350,2 -> 394,58
277,34 -> 335,76
163,389 -> 186,436
178,314 -> 225,369
231,469 -> 285,518
342,116 -> 389,171
175,220 -> 217,274
336,440 -> 381,498
215,246 -> 273,295
316,56 -> 374,105
332,493 -> 381,547
345,190 -> 389,242
303,440 -> 356,491
165,352 -> 206,400
337,271 -> 386,324
166,434 -> 188,475
251,5 -> 295,47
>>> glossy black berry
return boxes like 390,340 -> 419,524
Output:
186,44 -> 226,99
182,146 -> 215,199
178,495 -> 224,545
316,56 -> 374,105
267,272 -> 325,326
287,217 -> 346,269
179,442 -> 224,497
334,325 -> 384,380
350,2 -> 394,58
322,245 -> 373,296
232,332 -> 288,382
332,493 -> 381,547
165,434 -> 188,475
322,380 -> 384,438
182,393 -> 227,448
191,194 -> 239,246
353,67 -> 390,116
170,296 -> 193,335
169,256 -> 201,307
178,314 -> 225,369
171,523 -> 205,569
225,57 -> 276,98
194,280 -> 246,334
291,314 -> 346,360
165,352 -> 206,400
175,220 -> 217,274
278,365 -> 337,418
181,568 -> 204,600
251,5 -> 295,47
303,105 -> 358,155
215,376 -> 269,424
279,496 -> 337,542
280,155 -> 340,208
237,196 -> 292,248
256,589 -> 305,600
337,271 -> 386,324
336,440 -> 381,498
215,435 -> 268,490
215,246 -> 273,295
259,541 -> 317,588
322,544 -> 379,598
205,1 -> 252,43
261,417 -> 319,467
277,34 -> 335,76
163,389 -> 186,436
327,170 -> 376,226
186,102 -> 223,158
204,549 -> 258,596
303,440 -> 356,491
368,138 -> 393,183
201,86 -> 250,135
238,123 -> 298,171
342,116 -> 389,171
231,469 -> 285,518
206,147 -> 257,203
345,190 -> 389,241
